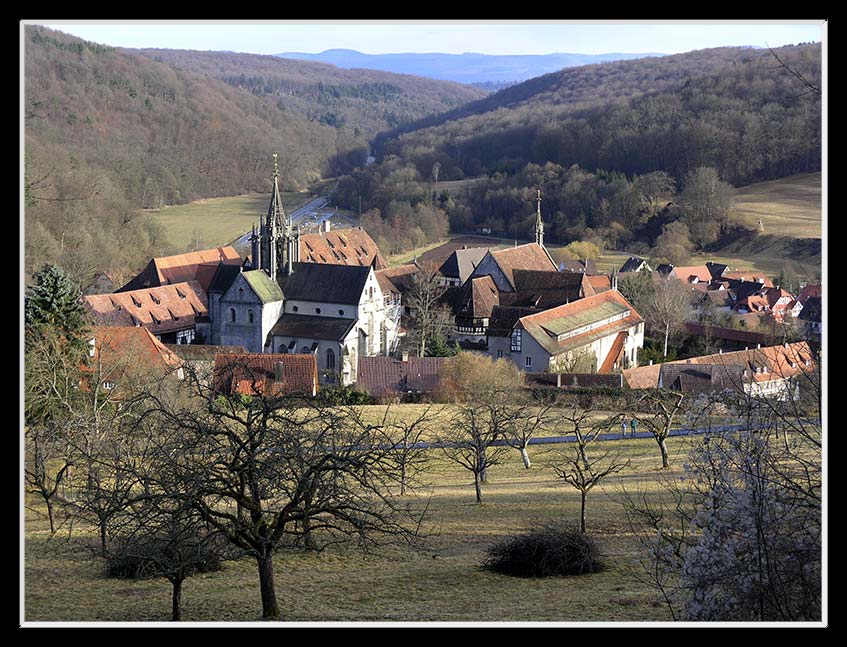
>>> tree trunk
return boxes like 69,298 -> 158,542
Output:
45,498 -> 55,535
171,578 -> 182,621
659,437 -> 670,469
520,445 -> 532,469
257,553 -> 280,619
400,461 -> 407,496
580,491 -> 587,533
663,321 -> 670,359
99,522 -> 108,557
474,472 -> 482,504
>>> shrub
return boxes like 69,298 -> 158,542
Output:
483,523 -> 603,577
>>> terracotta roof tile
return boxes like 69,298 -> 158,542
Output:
87,326 -> 184,387
623,342 -> 816,389
84,281 -> 208,335
669,265 -> 713,283
299,228 -> 387,269
490,243 -> 557,288
118,247 -> 241,292
213,353 -> 318,397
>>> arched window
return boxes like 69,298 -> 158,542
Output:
229,308 -> 236,323
278,345 -> 288,354
248,309 -> 254,324
326,348 -> 335,371
301,346 -> 311,355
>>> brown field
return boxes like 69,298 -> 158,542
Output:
24,420 -> 698,624
733,172 -> 822,238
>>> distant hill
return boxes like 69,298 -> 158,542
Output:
372,44 -> 821,187
276,49 -> 665,85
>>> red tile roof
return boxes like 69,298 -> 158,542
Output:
84,281 -> 208,336
623,341 -> 816,389
517,290 -> 643,357
119,247 -> 242,292
86,326 -> 184,386
213,353 -> 318,397
669,265 -> 713,283
356,356 -> 450,397
490,243 -> 557,289
300,227 -> 387,269
797,283 -> 822,305
586,274 -> 611,293
375,264 -> 418,295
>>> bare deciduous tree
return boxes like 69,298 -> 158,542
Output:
633,389 -> 685,470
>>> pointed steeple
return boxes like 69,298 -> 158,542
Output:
534,188 -> 545,248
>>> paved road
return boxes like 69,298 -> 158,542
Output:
236,196 -> 330,246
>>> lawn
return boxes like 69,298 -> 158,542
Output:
144,192 -> 313,254
24,424 -> 698,623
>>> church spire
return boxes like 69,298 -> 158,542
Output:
535,188 -> 545,248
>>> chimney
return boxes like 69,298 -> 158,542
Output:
323,219 -> 331,233
275,361 -> 284,381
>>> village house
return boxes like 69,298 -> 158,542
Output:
213,353 -> 319,397
166,343 -> 248,386
622,341 -> 816,400
83,281 -> 208,344
618,256 -> 651,273
85,326 -> 185,394
436,246 -> 491,287
487,289 -> 644,374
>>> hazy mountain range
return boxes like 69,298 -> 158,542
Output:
276,49 -> 666,87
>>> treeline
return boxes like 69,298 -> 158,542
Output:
335,154 -> 739,264
373,44 -> 821,188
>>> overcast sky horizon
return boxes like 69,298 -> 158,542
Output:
26,20 -> 825,57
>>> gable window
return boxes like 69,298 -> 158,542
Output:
326,348 -> 336,371
229,308 -> 236,323
525,356 -> 533,368
510,328 -> 522,352
248,309 -> 254,324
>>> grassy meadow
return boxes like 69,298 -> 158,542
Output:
24,409 -> 700,624
144,192 -> 312,254
733,172 -> 822,238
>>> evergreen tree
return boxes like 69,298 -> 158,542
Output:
25,263 -> 89,349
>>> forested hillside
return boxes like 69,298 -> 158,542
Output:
22,26 -> 483,283
374,44 -> 821,187
132,48 -> 484,174
334,44 -> 821,259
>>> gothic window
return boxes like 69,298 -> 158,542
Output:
229,308 -> 236,323
248,309 -> 254,324
326,348 -> 336,371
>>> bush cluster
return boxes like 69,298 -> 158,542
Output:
483,523 -> 603,577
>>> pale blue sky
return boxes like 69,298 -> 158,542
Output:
26,20 -> 825,56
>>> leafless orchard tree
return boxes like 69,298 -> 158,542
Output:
403,262 -> 453,358
632,389 -> 685,469
377,405 -> 439,496
135,361 -> 426,620
551,400 -> 629,532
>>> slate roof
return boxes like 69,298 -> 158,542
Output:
619,257 -> 648,273
300,227 -> 387,269
517,290 -> 643,357
500,269 -> 591,309
559,259 -> 598,275
118,247 -> 242,293
213,353 -> 318,397
705,261 -> 729,280
84,281 -> 208,335
658,364 -> 746,393
438,247 -> 490,283
356,356 -> 449,397
623,342 -> 816,389
269,314 -> 357,341
208,263 -> 242,295
278,262 -> 370,305
242,270 -> 284,304
798,296 -> 821,323
487,305 -> 543,336
489,243 -> 558,289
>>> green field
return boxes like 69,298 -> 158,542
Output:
145,192 -> 313,254
733,172 -> 822,238
24,419 -> 699,623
